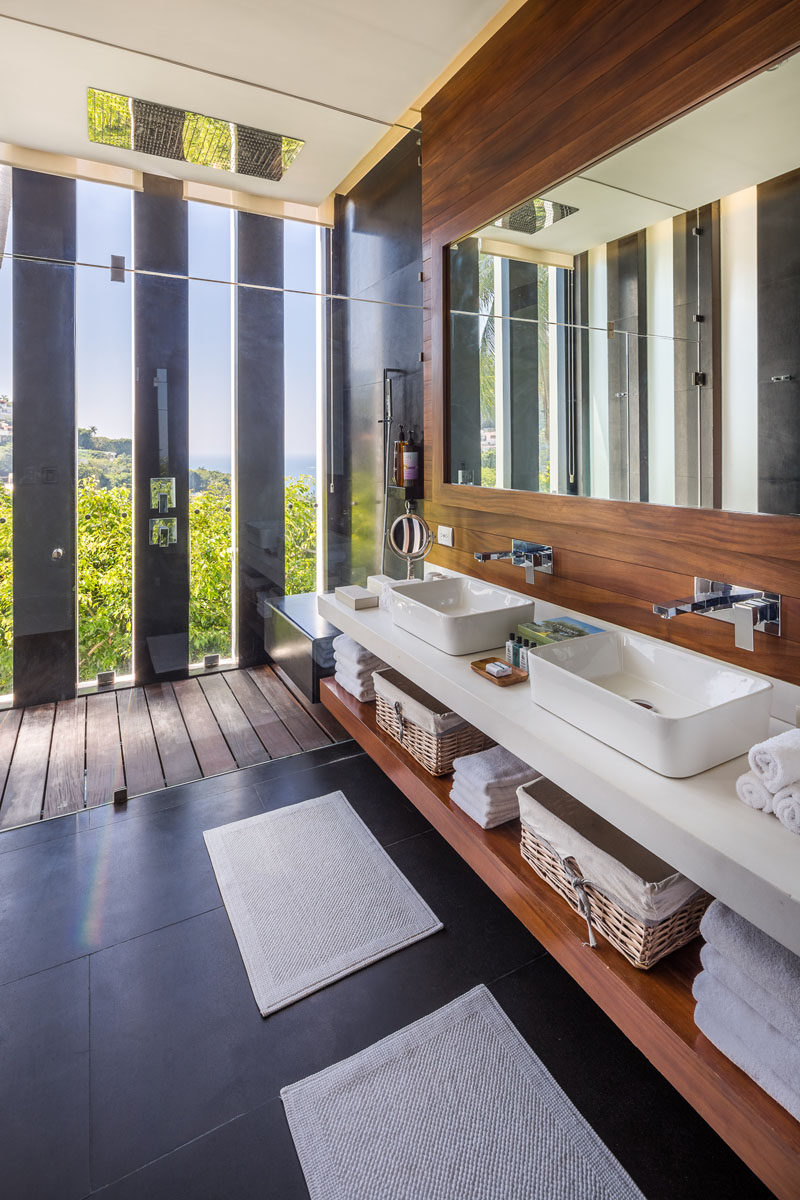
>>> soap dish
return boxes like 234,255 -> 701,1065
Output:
470,657 -> 529,687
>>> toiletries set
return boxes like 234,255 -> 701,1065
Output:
505,633 -> 531,673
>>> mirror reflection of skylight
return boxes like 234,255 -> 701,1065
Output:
87,88 -> 304,182
495,197 -> 578,235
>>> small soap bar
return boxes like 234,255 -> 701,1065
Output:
366,574 -> 394,595
335,585 -> 379,610
486,661 -> 512,678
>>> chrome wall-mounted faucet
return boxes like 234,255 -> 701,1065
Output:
474,539 -> 554,584
653,577 -> 780,652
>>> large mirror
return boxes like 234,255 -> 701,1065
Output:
447,51 -> 800,515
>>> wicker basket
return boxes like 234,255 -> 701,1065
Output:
518,780 -> 711,969
373,669 -> 492,776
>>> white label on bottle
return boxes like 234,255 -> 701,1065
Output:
403,451 -> 418,482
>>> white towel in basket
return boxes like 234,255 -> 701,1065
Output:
748,727 -> 800,793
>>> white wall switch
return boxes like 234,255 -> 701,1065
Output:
437,525 -> 454,547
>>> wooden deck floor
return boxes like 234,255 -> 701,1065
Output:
0,666 -> 348,830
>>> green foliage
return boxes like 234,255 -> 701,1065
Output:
189,478 -> 232,660
77,477 -> 133,678
183,112 -> 232,171
281,137 -> 305,172
481,449 -> 496,489
0,457 -> 317,689
284,475 -> 317,595
88,89 -> 132,149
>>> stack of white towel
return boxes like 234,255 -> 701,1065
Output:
332,634 -> 386,703
736,728 -> 800,834
693,900 -> 800,1121
450,745 -> 534,829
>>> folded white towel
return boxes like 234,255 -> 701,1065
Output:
451,744 -> 533,788
451,773 -> 522,807
700,900 -> 800,1016
693,975 -> 800,1122
332,634 -> 381,666
450,780 -> 519,816
693,968 -> 800,1107
450,783 -> 519,830
735,770 -> 774,813
699,943 -> 798,1043
774,785 -> 800,835
748,727 -> 800,793
333,654 -> 383,682
334,669 -> 375,703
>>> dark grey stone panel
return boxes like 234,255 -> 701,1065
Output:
133,180 -> 189,682
236,212 -> 285,665
12,170 -> 77,704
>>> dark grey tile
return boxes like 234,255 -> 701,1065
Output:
87,740 -> 362,829
89,908 -> 262,1189
0,808 -> 79,854
0,785 -> 264,985
0,957 -> 90,1200
490,957 -> 773,1200
89,1099 -> 307,1200
254,751 -> 430,846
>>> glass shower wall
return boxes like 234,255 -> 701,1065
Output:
75,181 -> 134,684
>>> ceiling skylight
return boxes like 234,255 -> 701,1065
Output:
87,88 -> 304,181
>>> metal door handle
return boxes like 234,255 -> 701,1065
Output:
51,547 -> 64,560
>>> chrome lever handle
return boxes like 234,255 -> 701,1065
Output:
733,601 -> 757,652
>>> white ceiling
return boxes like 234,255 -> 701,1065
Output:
475,50 -> 800,257
0,1 -> 509,205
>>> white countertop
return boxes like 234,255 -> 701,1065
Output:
319,585 -> 800,956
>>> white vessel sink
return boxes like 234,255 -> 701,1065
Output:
530,629 -> 772,777
389,576 -> 535,656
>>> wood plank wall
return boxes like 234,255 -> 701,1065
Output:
421,0 -> 800,685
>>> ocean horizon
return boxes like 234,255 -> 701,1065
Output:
190,453 -> 317,478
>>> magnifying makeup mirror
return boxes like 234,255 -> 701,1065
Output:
387,507 -> 433,578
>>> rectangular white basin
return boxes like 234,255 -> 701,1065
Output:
530,629 -> 772,777
389,576 -> 535,655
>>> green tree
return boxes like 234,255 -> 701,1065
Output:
189,479 -> 232,660
0,468 -> 318,692
284,474 -> 317,595
77,476 -> 133,677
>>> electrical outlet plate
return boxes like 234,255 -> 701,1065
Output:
437,525 -> 454,547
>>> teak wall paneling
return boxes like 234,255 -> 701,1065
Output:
421,0 -> 800,685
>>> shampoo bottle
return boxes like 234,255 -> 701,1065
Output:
505,632 -> 515,665
392,426 -> 406,486
402,429 -> 419,485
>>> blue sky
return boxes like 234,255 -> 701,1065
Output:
0,180 -> 319,471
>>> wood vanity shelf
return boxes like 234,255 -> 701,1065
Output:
321,676 -> 800,1200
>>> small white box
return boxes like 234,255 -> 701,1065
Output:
437,525 -> 454,547
366,574 -> 394,595
335,585 -> 379,610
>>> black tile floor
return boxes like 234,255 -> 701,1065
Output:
0,741 -> 773,1200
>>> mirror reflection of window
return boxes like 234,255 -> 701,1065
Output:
446,49 -> 800,517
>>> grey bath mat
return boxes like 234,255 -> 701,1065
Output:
282,985 -> 645,1200
203,791 -> 442,1015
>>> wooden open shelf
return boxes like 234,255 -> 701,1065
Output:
322,676 -> 800,1200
